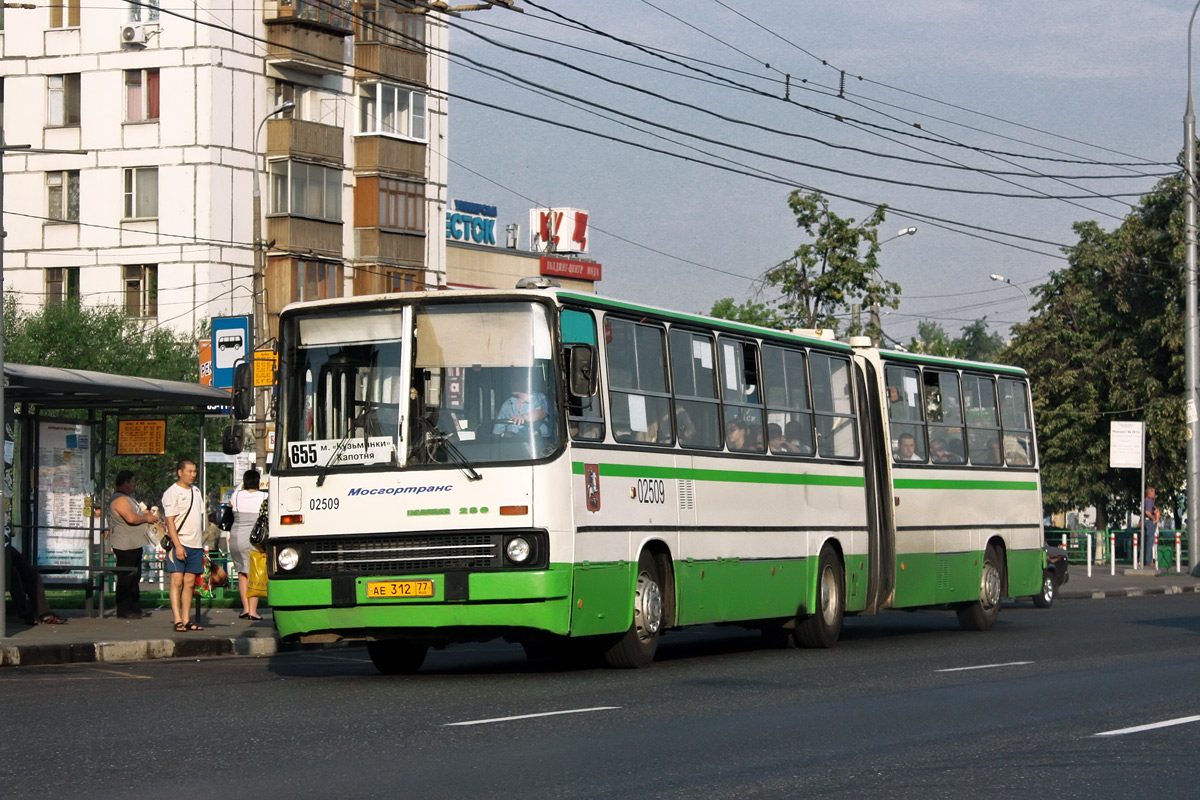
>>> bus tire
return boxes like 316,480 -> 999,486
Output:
367,640 -> 428,674
957,544 -> 1004,631
793,545 -> 844,648
603,550 -> 664,669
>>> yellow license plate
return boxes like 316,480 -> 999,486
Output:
365,579 -> 435,599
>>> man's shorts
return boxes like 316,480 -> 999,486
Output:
166,545 -> 204,575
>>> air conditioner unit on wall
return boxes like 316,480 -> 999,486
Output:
121,24 -> 148,46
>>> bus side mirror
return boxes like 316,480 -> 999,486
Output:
232,362 -> 254,420
221,423 -> 244,455
568,344 -> 598,397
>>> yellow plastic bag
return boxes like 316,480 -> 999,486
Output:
247,549 -> 269,598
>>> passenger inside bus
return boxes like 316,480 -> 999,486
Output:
894,431 -> 923,462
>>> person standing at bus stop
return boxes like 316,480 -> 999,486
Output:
109,470 -> 159,618
1143,487 -> 1160,569
163,458 -> 205,631
229,469 -> 266,621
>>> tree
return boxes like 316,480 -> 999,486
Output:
1005,173 -> 1184,528
907,318 -> 1005,362
765,191 -> 897,338
708,297 -> 783,329
4,299 -> 216,504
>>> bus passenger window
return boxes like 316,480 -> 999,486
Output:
669,329 -> 722,449
562,308 -> 606,442
886,365 -> 925,462
607,317 -> 673,446
925,370 -> 963,464
999,378 -> 1034,466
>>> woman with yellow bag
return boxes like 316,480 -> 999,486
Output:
229,470 -> 267,620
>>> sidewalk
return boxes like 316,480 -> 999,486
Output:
4,565 -> 1200,668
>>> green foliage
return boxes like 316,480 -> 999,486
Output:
765,191 -> 897,338
3,299 -> 226,508
1005,174 -> 1185,525
909,318 -> 1004,362
708,297 -> 784,329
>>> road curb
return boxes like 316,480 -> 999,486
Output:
0,635 -> 292,667
1061,584 -> 1200,600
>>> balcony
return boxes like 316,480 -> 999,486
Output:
354,41 -> 425,85
267,216 -> 343,258
266,119 -> 343,165
355,228 -> 424,266
264,8 -> 350,76
354,135 -> 425,177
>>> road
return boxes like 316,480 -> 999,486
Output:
2,595 -> 1198,799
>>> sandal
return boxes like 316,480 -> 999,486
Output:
184,622 -> 204,631
238,612 -> 252,620
174,621 -> 187,632
246,614 -> 263,621
38,613 -> 68,625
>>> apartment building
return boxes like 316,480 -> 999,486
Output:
0,0 -> 448,337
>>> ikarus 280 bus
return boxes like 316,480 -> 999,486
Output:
232,287 -> 1045,673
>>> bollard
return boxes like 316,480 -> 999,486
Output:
1177,530 -> 1183,574
1133,532 -> 1139,570
1061,533 -> 1068,550
1110,530 -> 1116,576
1087,532 -> 1093,578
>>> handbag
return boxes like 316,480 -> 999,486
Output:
247,549 -> 269,598
249,496 -> 269,547
161,488 -> 195,550
218,503 -> 234,532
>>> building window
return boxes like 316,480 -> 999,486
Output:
48,74 -> 81,127
124,265 -> 158,319
379,178 -> 425,233
358,83 -> 427,141
123,167 -> 159,219
356,0 -> 425,48
46,267 -> 80,306
384,268 -> 419,292
269,160 -> 342,222
125,69 -> 160,122
47,171 -> 80,222
128,0 -> 160,22
296,260 -> 342,302
50,0 -> 80,28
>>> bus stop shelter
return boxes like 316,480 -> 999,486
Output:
2,362 -> 233,638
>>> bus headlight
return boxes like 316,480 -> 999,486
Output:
277,546 -> 300,572
505,537 -> 531,564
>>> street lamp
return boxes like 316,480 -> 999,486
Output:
251,100 -> 294,468
1185,1 -> 1200,574
871,227 -> 918,343
989,273 -> 1030,314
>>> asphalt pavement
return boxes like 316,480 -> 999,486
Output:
3,563 -> 1199,667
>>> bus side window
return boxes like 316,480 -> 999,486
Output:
963,374 -> 1002,465
561,308 -> 605,441
762,344 -> 815,456
811,353 -> 858,459
924,370 -> 964,464
885,365 -> 926,462
606,317 -> 673,446
669,329 -> 722,449
998,377 -> 1034,466
718,336 -> 765,453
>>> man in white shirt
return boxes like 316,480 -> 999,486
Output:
162,458 -> 205,632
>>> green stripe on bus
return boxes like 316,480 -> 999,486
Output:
572,461 -> 865,487
893,478 -> 1038,491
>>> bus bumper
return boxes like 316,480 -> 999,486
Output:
269,565 -> 574,642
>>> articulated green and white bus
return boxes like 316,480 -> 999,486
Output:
245,287 -> 1044,673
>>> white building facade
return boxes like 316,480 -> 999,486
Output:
0,0 -> 448,337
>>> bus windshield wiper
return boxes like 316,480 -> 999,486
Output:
315,427 -> 354,487
418,415 -> 482,482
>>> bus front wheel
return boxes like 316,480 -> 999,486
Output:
604,550 -> 664,668
793,545 -> 844,648
957,544 -> 1004,631
367,640 -> 428,674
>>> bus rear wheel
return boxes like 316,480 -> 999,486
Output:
604,550 -> 664,669
957,544 -> 1004,631
793,545 -> 844,648
367,640 -> 428,674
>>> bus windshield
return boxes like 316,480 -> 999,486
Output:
410,301 -> 561,466
280,300 -> 560,472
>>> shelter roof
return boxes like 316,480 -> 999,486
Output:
4,363 -> 231,412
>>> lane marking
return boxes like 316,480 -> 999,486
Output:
935,661 -> 1034,673
1095,715 -> 1200,737
445,706 -> 621,727
90,667 -> 152,680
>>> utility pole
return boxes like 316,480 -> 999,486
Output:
1185,2 -> 1200,575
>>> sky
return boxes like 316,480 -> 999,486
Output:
443,0 -> 1188,343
